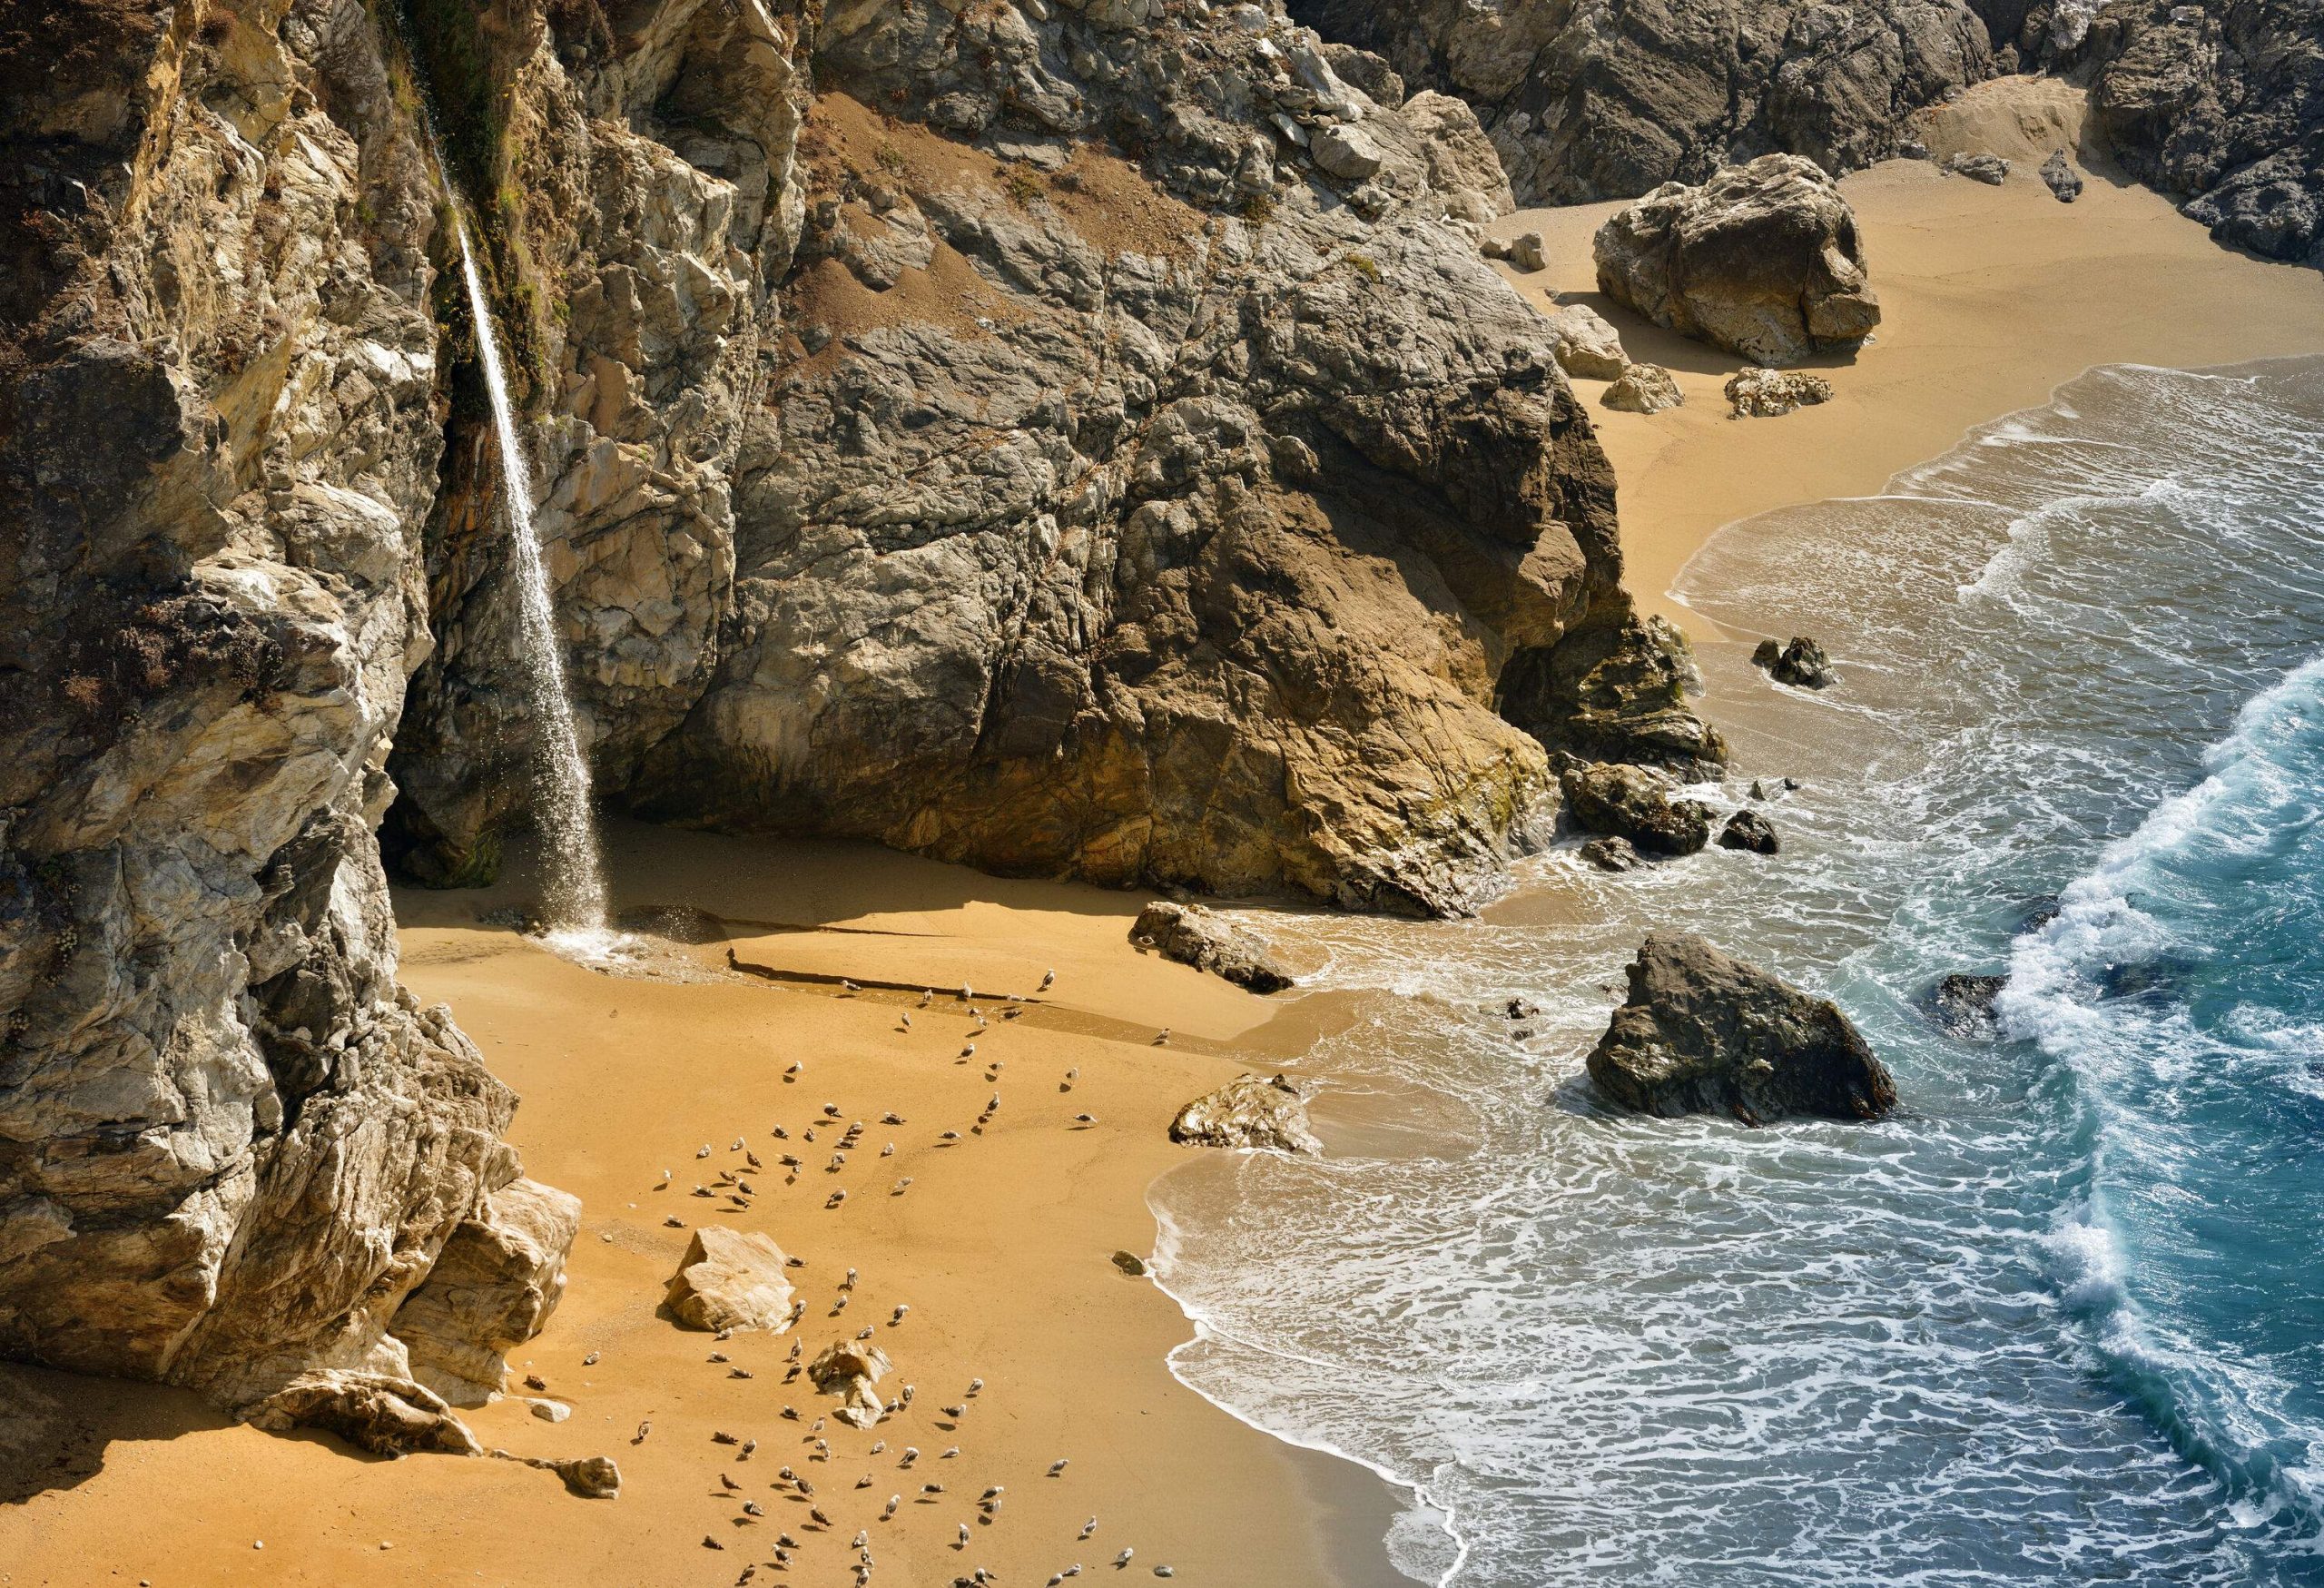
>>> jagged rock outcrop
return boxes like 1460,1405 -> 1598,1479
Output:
1587,932 -> 1897,1122
389,0 -> 1660,918
0,0 -> 570,1418
1559,763 -> 1713,857
1170,1072 -> 1322,1155
1129,902 -> 1295,994
1718,808 -> 1780,854
1596,155 -> 1881,367
1290,0 -> 2001,204
1727,368 -> 1836,418
390,1177 -> 582,1407
2083,0 -> 2324,266
1752,635 -> 1837,687
1500,614 -> 1727,780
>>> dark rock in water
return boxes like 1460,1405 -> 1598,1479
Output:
2019,894 -> 2063,932
1751,636 -> 1836,688
1942,151 -> 2010,185
1581,835 -> 1645,873
2040,149 -> 2083,202
1560,764 -> 1712,856
1129,902 -> 1295,994
1594,155 -> 1881,366
1718,810 -> 1780,854
1924,972 -> 2006,1038
1498,613 -> 1728,781
1587,932 -> 1897,1123
1506,997 -> 1542,1020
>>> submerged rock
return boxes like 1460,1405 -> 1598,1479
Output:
1170,1074 -> 1323,1155
1586,933 -> 1897,1123
1923,972 -> 2007,1038
1594,155 -> 1880,367
1726,368 -> 1836,419
1751,636 -> 1837,688
2040,149 -> 2083,203
1559,764 -> 1712,857
1603,363 -> 1684,414
1129,902 -> 1295,993
1718,809 -> 1780,854
663,1230 -> 797,1335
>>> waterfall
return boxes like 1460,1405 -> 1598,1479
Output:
443,202 -> 611,936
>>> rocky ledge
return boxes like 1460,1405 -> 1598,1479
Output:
1130,902 -> 1295,994
1587,932 -> 1897,1123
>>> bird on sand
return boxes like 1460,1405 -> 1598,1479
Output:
1040,969 -> 1056,990
1154,1029 -> 1169,1045
1115,1548 -> 1134,1567
634,1420 -> 651,1444
1049,1457 -> 1069,1476
1074,1113 -> 1097,1126
919,990 -> 934,1008
882,1494 -> 901,1520
1079,1517 -> 1098,1539
899,1012 -> 911,1031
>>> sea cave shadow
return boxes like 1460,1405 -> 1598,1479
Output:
0,1361 -> 385,1505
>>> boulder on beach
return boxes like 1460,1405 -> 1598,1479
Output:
1718,809 -> 1779,854
1559,763 -> 1712,856
1751,636 -> 1836,688
2040,149 -> 2083,202
241,1371 -> 484,1459
1586,932 -> 1898,1123
1593,154 -> 1880,367
1508,230 -> 1547,271
1726,368 -> 1834,419
390,1177 -> 582,1407
808,1338 -> 894,1429
1169,1073 -> 1322,1155
662,1228 -> 796,1334
1547,304 -> 1629,379
1129,902 -> 1295,993
1943,151 -> 2010,185
1603,363 -> 1683,413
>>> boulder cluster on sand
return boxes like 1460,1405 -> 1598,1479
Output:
1169,1074 -> 1323,1155
1130,902 -> 1295,994
1593,155 -> 1882,367
1587,933 -> 1898,1123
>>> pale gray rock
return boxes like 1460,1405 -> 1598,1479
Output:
1726,368 -> 1837,418
391,1178 -> 582,1407
1547,305 -> 1629,380
1943,150 -> 2011,184
1312,123 -> 1387,180
1129,902 -> 1295,993
242,1372 -> 484,1459
1603,363 -> 1684,413
663,1228 -> 797,1334
1169,1074 -> 1323,1155
2039,149 -> 2083,202
1596,155 -> 1881,367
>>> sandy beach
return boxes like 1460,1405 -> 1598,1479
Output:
0,821 -> 1406,1588
1491,79 -> 2324,633
9,73 -> 2324,1588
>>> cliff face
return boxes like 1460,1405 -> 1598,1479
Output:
2083,0 -> 2324,266
1288,0 -> 2004,204
392,0 -> 1665,916
0,0 -> 568,1418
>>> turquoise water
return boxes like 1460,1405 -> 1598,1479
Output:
1154,360 -> 2324,1585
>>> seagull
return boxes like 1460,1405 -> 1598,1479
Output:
920,990 -> 934,1008
844,1267 -> 859,1289
881,1111 -> 905,1125
1049,1458 -> 1068,1476
841,979 -> 857,994
891,1304 -> 910,1323
810,1506 -> 832,1527
1074,1113 -> 1097,1126
731,1137 -> 745,1151
940,1445 -> 960,1459
891,1179 -> 912,1195
1115,1548 -> 1134,1567
921,1482 -> 944,1494
957,1524 -> 971,1548
980,1484 -> 1005,1501
785,1061 -> 802,1079
961,1042 -> 977,1060
1154,1029 -> 1168,1045
1040,969 -> 1055,990
721,1473 -> 741,1492
857,1474 -> 874,1488
939,1130 -> 961,1141
900,1012 -> 912,1031
881,1142 -> 895,1157
882,1495 -> 900,1520
823,1104 -> 843,1119
1080,1517 -> 1098,1539
634,1420 -> 651,1444
901,1446 -> 920,1466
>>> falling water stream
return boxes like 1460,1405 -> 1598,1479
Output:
438,168 -> 611,942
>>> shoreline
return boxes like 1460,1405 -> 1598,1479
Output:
1488,80 -> 2324,633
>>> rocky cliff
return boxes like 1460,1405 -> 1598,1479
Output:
0,0 -> 577,1425
1287,0 -> 2006,203
392,0 -> 1698,916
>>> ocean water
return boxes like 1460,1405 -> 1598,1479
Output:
1151,359 -> 2324,1586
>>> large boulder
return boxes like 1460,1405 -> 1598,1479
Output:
391,1179 -> 584,1407
1587,933 -> 1897,1123
1170,1074 -> 1323,1155
1594,155 -> 1881,367
662,1229 -> 797,1334
1129,902 -> 1295,993
1558,764 -> 1713,857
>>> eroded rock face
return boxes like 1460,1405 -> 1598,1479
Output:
0,0 -> 568,1413
1587,932 -> 1897,1123
1170,1073 -> 1322,1155
2085,0 -> 2324,266
1129,902 -> 1295,994
1290,0 -> 2000,204
1596,155 -> 1881,367
1502,616 -> 1727,782
391,1177 -> 582,1407
388,0 -> 1639,920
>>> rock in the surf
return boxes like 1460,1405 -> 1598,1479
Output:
1170,1074 -> 1323,1156
1559,764 -> 1712,856
1751,636 -> 1837,688
1592,155 -> 1880,367
1130,902 -> 1295,993
1581,835 -> 1644,873
1718,809 -> 1780,854
1588,932 -> 1897,1122
1603,363 -> 1684,413
662,1229 -> 797,1334
1726,368 -> 1835,419
1923,972 -> 2006,1038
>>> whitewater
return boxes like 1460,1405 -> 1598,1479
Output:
1152,358 -> 2324,1586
